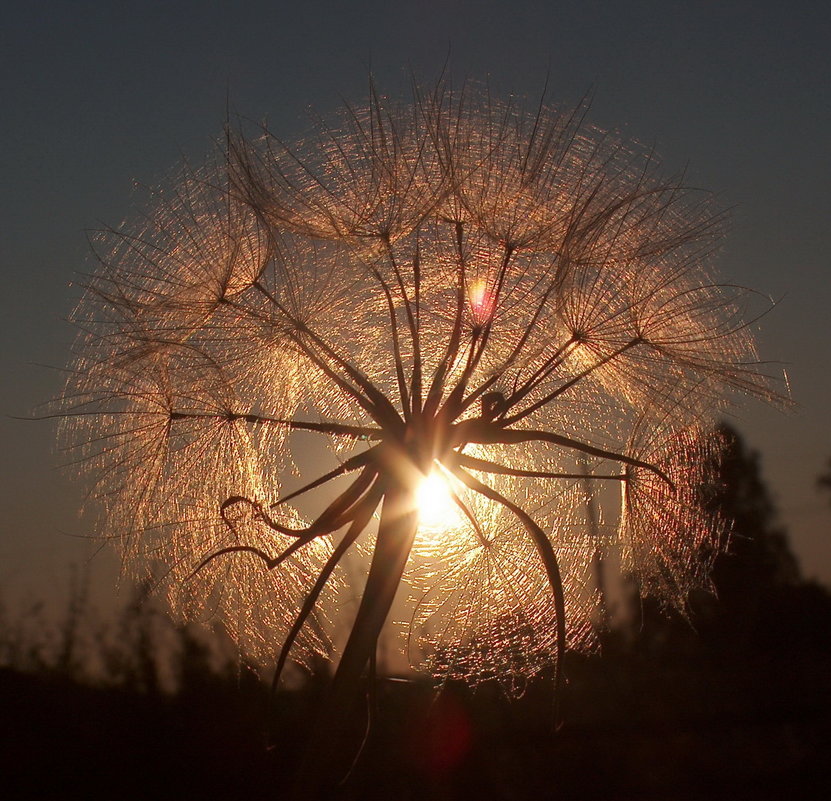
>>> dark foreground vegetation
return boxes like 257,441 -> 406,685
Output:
2,428 -> 830,800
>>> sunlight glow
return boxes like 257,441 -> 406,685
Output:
416,468 -> 466,533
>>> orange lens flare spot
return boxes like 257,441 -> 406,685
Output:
468,278 -> 494,323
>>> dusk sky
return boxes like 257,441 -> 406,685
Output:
2,0 -> 830,616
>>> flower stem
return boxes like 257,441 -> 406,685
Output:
291,481 -> 418,798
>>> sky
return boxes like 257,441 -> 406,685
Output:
2,0 -> 830,616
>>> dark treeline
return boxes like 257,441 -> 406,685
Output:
2,425 -> 830,800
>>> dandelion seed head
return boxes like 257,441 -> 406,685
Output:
59,80 -> 782,684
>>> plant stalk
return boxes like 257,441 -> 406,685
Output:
291,481 -> 418,799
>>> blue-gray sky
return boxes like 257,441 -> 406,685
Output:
2,0 -> 830,609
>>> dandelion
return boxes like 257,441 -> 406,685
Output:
60,79 -> 780,789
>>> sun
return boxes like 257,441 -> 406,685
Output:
415,468 -> 466,534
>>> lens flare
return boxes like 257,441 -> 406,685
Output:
468,278 -> 494,324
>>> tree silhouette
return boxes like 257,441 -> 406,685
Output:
694,425 -> 831,663
709,424 -> 799,592
58,80 -> 782,791
626,423 -> 801,652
